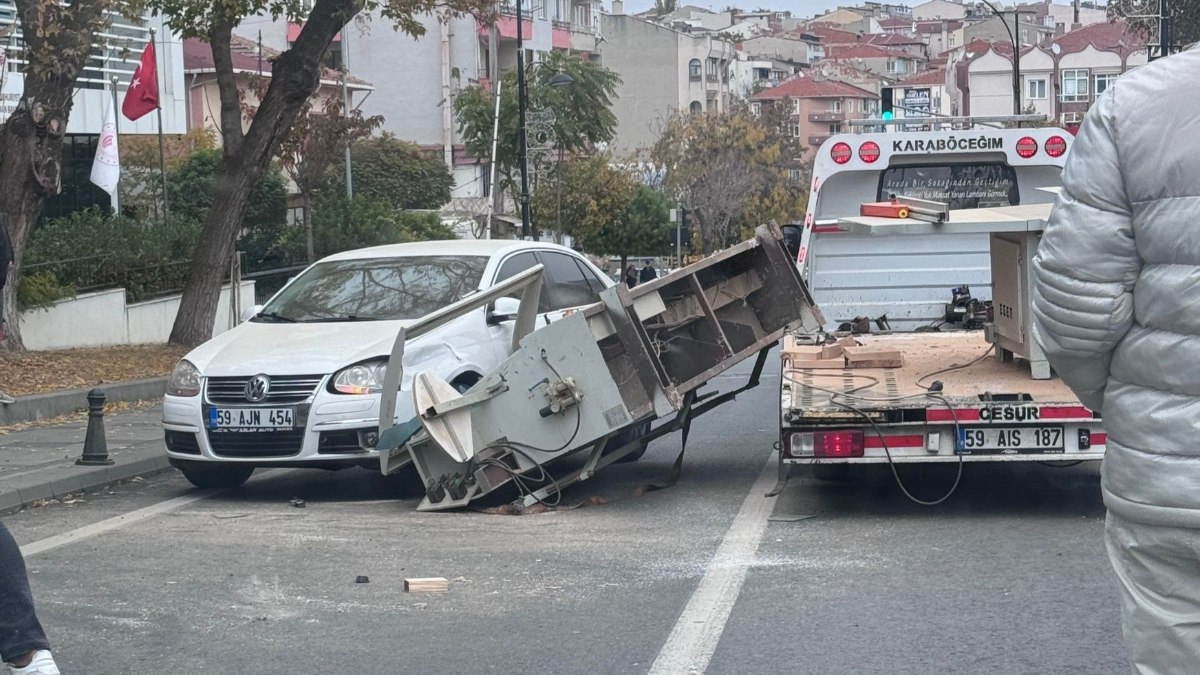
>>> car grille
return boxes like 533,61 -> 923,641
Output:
205,375 -> 324,405
164,430 -> 201,455
206,429 -> 305,457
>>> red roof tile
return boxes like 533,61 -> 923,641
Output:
1051,20 -> 1143,56
824,43 -> 914,60
895,69 -> 947,87
808,25 -> 861,44
751,76 -> 877,101
879,17 -> 913,28
865,32 -> 924,46
183,36 -> 372,87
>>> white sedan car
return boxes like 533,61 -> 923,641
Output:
162,239 -> 619,489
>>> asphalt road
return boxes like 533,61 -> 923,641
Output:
3,358 -> 1127,674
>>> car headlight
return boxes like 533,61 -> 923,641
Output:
332,359 -> 389,395
167,360 -> 202,397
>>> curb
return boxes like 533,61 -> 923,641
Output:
0,445 -> 173,515
0,377 -> 168,427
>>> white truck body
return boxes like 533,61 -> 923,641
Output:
781,122 -> 1105,473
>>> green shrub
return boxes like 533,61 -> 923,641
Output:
21,208 -> 203,302
16,271 -> 75,310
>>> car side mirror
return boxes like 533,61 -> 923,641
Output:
486,296 -> 521,326
240,304 -> 264,322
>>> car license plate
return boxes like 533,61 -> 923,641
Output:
956,426 -> 1064,454
208,407 -> 294,430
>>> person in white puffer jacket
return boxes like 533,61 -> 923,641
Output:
1031,46 -> 1200,674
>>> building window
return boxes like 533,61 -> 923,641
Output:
1061,69 -> 1089,102
750,102 -> 761,116
788,168 -> 804,182
689,100 -> 703,114
829,100 -> 842,112
789,122 -> 801,138
829,124 -> 842,134
1095,72 -> 1117,96
706,58 -> 718,81
792,99 -> 801,114
864,98 -> 877,114
689,59 -> 702,81
1026,78 -> 1046,100
1060,112 -> 1082,125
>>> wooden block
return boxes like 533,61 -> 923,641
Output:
404,577 -> 449,593
843,346 -> 904,369
787,357 -> 847,370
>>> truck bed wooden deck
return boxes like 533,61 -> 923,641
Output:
781,331 -> 1081,414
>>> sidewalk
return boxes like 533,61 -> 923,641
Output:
0,406 -> 170,513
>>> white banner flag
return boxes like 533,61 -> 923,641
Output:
90,100 -> 120,198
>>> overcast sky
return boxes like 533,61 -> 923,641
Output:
616,0 -> 922,19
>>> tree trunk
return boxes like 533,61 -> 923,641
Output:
167,0 -> 359,347
0,0 -> 112,351
304,195 -> 315,263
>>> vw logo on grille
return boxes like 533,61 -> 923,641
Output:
244,375 -> 271,403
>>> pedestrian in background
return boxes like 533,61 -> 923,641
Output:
639,261 -> 657,285
1,522 -> 59,674
1031,47 -> 1200,674
624,264 -> 638,288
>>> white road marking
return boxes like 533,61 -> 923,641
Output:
648,452 -> 780,675
20,469 -> 288,557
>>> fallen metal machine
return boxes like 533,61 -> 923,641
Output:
376,224 -> 824,511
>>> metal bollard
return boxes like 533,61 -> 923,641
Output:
77,389 -> 114,466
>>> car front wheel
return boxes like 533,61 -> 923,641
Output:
177,462 -> 255,489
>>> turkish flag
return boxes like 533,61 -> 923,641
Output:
121,41 -> 159,121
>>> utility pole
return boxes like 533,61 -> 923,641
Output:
516,0 -> 532,240
979,0 -> 1021,114
1159,0 -> 1171,61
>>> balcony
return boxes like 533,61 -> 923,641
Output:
809,134 -> 832,146
809,111 -> 845,123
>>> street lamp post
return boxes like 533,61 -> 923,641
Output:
979,0 -> 1022,115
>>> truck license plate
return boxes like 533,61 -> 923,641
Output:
956,426 -> 1064,454
208,407 -> 294,430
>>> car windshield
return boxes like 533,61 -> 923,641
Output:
255,255 -> 490,323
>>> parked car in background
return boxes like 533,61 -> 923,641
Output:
162,240 -> 618,489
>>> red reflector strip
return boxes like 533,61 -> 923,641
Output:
864,435 -> 925,449
812,224 -> 843,233
927,408 -> 981,422
1091,433 -> 1108,446
1039,406 -> 1094,419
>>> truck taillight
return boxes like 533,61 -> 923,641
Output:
789,430 -> 865,458
1045,135 -> 1067,158
858,141 -> 880,163
1016,136 -> 1038,159
831,142 -> 852,164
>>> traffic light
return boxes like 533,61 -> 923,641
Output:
881,88 -> 894,121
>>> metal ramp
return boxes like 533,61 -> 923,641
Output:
376,224 -> 824,511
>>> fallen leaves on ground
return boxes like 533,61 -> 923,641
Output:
0,344 -> 187,397
0,400 -> 161,434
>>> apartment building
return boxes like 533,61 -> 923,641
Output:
600,6 -> 735,151
235,2 -> 601,226
950,22 -> 1146,129
912,0 -> 967,22
0,4 -> 186,218
750,76 -> 878,150
824,43 -> 923,78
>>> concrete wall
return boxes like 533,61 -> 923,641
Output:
912,0 -> 966,22
600,14 -> 681,153
19,282 -> 255,351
